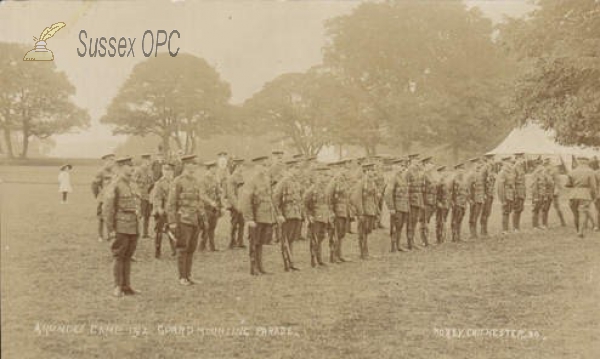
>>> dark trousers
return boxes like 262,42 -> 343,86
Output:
420,205 -> 434,245
333,217 -> 348,260
229,209 -> 245,248
281,218 -> 301,269
532,200 -> 545,228
513,197 -> 525,230
451,206 -> 465,241
199,208 -> 219,251
480,196 -> 493,235
176,223 -> 199,280
357,215 -> 375,259
435,207 -> 449,243
309,221 -> 327,265
407,206 -> 422,249
154,214 -> 175,255
111,233 -> 138,289
61,192 -> 68,202
249,223 -> 273,274
469,202 -> 483,238
390,212 -> 409,251
140,199 -> 152,237
501,201 -> 513,232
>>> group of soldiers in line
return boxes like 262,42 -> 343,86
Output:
91,150 -> 599,297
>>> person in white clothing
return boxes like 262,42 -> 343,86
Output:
58,164 -> 73,204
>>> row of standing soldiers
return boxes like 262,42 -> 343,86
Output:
92,151 -> 598,296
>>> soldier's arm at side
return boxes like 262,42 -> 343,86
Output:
383,177 -> 395,212
349,181 -> 364,216
102,184 -> 117,235
241,182 -> 256,224
166,180 -> 180,225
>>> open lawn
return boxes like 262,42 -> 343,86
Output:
1,166 -> 599,359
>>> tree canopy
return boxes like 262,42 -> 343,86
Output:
0,42 -> 89,158
101,53 -> 232,155
500,0 -> 600,147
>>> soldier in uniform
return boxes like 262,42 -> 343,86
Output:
373,157 -> 387,230
450,163 -> 469,242
273,159 -> 302,271
384,158 -> 410,252
406,154 -> 425,249
327,160 -> 351,261
103,157 -> 140,297
304,166 -> 333,267
133,154 -> 155,238
435,165 -> 451,244
497,156 -> 517,235
540,158 -> 555,229
531,159 -> 547,229
549,161 -> 567,227
242,155 -> 278,275
199,161 -> 223,252
565,156 -> 597,238
92,153 -> 116,242
513,152 -> 527,232
420,157 -> 436,246
226,158 -> 246,249
151,162 -> 176,258
466,158 -> 486,239
350,163 -> 380,259
167,154 -> 206,286
480,154 -> 497,237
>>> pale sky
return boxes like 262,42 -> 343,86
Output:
0,0 -> 535,158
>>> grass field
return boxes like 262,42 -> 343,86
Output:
1,165 -> 599,359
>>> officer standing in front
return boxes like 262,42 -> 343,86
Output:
103,157 -> 140,297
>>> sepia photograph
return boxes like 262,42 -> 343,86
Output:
0,0 -> 599,358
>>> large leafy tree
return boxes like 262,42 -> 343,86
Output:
243,68 -> 343,156
101,53 -> 232,155
500,0 -> 600,146
324,1 -> 514,160
0,42 -> 89,158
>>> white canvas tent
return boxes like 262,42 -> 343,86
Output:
487,122 -> 600,167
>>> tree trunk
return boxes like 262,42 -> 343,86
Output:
2,128 -> 14,158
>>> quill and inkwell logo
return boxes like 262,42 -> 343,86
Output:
23,22 -> 66,61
